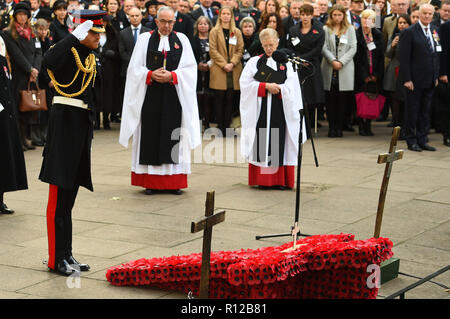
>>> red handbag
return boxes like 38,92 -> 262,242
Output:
355,88 -> 386,120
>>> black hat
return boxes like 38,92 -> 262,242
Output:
52,0 -> 68,12
430,0 -> 441,7
145,0 -> 163,9
71,9 -> 108,33
211,1 -> 221,8
13,2 -> 31,18
35,7 -> 53,21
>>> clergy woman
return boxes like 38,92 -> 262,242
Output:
119,6 -> 201,195
239,28 -> 306,190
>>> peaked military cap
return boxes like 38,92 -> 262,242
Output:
71,9 -> 107,33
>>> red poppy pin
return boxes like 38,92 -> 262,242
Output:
174,42 -> 180,49
280,65 -> 285,70
251,12 -> 255,16
235,16 -> 239,21
312,29 -> 318,34
230,32 -> 235,38
178,18 -> 182,23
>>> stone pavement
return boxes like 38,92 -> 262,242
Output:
0,121 -> 449,299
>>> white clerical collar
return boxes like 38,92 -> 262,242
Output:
158,32 -> 171,52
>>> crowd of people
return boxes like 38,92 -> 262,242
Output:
0,0 -> 449,149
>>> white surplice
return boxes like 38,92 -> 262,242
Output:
239,56 -> 306,167
119,31 -> 201,176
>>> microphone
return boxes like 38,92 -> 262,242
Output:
271,49 -> 289,64
272,49 -> 311,65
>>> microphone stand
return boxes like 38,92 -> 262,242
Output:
255,58 -> 318,241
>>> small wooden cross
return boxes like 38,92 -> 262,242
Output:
191,191 -> 225,299
374,127 -> 404,238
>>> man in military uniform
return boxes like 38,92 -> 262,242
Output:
0,0 -> 15,30
39,10 -> 106,276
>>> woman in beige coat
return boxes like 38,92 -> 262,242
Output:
321,4 -> 357,138
209,6 -> 244,136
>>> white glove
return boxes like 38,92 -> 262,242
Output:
0,103 -> 4,113
72,20 -> 93,41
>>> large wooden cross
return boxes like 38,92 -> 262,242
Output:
191,191 -> 226,299
374,127 -> 404,238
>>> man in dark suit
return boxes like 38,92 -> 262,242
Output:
400,3 -> 441,151
282,0 -> 302,35
148,0 -> 194,41
317,0 -> 329,25
189,0 -> 216,23
432,0 -> 450,28
439,20 -> 450,146
119,7 -> 150,105
337,0 -> 361,29
119,7 -> 150,77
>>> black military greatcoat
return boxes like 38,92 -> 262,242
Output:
0,54 -> 28,193
39,34 -> 97,191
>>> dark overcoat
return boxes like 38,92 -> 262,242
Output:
288,19 -> 325,105
97,24 -> 121,114
0,53 -> 28,193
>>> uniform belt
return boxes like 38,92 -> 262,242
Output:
53,96 -> 89,110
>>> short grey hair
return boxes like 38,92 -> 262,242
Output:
259,28 -> 279,43
156,6 -> 175,19
239,16 -> 256,29
419,3 -> 435,12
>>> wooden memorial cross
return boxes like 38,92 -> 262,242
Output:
191,191 -> 226,299
374,127 -> 404,238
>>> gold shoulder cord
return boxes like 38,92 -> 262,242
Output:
47,47 -> 97,98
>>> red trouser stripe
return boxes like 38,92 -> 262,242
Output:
46,184 -> 58,269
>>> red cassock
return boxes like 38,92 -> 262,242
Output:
131,172 -> 187,190
248,164 -> 295,188
106,234 -> 393,299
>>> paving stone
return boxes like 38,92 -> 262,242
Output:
0,125 -> 448,299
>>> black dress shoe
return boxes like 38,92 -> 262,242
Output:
444,137 -> 450,147
67,256 -> 90,271
342,125 -> 355,132
32,141 -> 45,147
0,203 -> 14,214
408,144 -> 422,152
52,259 -> 79,276
145,189 -> 153,195
172,189 -> 183,195
328,129 -> 335,137
419,143 -> 436,151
